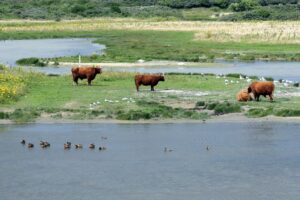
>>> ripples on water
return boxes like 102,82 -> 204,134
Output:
0,122 -> 300,200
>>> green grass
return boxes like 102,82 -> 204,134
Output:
1,29 -> 300,62
1,69 -> 300,122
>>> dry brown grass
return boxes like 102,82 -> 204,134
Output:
1,18 -> 300,44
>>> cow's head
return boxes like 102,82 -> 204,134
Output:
247,86 -> 252,93
160,73 -> 165,81
95,67 -> 102,74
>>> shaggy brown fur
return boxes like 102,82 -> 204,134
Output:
236,89 -> 252,102
134,74 -> 165,91
71,66 -> 102,85
248,81 -> 275,101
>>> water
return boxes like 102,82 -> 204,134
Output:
27,60 -> 300,82
104,60 -> 300,82
0,38 -> 299,81
0,38 -> 105,66
1,122 -> 300,200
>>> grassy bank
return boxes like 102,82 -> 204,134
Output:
2,19 -> 300,62
1,68 -> 300,123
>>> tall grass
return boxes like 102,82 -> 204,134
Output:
2,19 -> 300,44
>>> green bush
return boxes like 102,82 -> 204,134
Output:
16,57 -> 46,66
0,112 -> 9,119
196,101 -> 206,107
275,109 -> 300,117
230,0 -> 259,11
227,73 -> 245,78
9,109 -> 40,123
246,108 -> 273,117
213,102 -> 241,114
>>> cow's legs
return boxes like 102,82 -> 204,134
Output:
256,94 -> 260,101
151,85 -> 154,91
269,94 -> 273,101
73,76 -> 79,85
87,76 -> 92,86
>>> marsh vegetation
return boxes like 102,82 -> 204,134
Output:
2,19 -> 300,63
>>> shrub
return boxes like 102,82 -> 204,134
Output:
227,73 -> 244,78
246,107 -> 273,117
213,102 -> 241,114
0,112 -> 9,119
9,108 -> 40,123
16,57 -> 46,66
196,101 -> 206,107
275,109 -> 300,117
230,0 -> 259,11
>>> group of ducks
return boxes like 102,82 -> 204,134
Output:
21,139 -> 209,152
20,139 -> 107,151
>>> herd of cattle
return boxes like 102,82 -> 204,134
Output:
71,66 -> 275,102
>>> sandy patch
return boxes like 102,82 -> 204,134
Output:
64,101 -> 80,109
158,89 -> 210,97
53,61 -> 219,68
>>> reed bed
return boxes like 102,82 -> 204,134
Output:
1,18 -> 300,44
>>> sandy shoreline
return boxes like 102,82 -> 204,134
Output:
51,61 -> 224,68
1,113 -> 300,125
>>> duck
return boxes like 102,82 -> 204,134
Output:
89,144 -> 95,149
206,146 -> 210,151
28,143 -> 34,148
75,144 -> 83,149
41,142 -> 50,148
98,146 -> 106,151
101,136 -> 108,140
164,147 -> 173,152
21,139 -> 26,145
64,143 -> 71,149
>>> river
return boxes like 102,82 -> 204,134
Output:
0,122 -> 300,200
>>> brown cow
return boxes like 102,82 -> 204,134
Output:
236,89 -> 252,102
248,81 -> 275,101
71,66 -> 102,86
135,74 -> 165,91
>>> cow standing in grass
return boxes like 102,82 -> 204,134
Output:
71,66 -> 102,86
248,81 -> 275,101
135,74 -> 165,92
